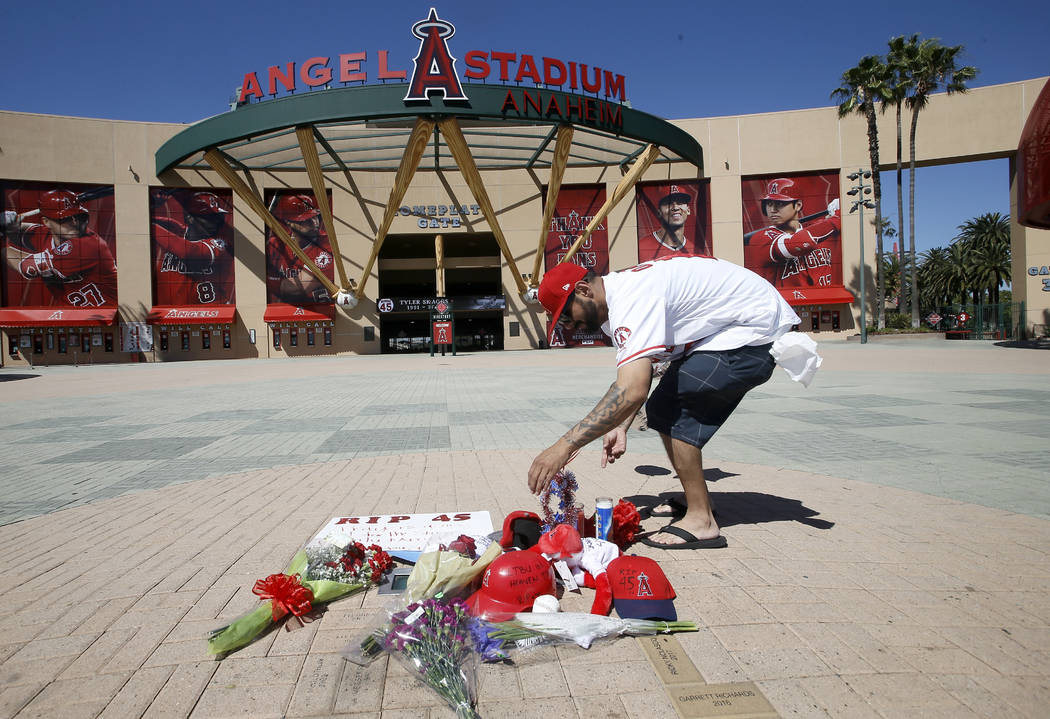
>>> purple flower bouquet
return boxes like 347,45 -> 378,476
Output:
383,597 -> 481,718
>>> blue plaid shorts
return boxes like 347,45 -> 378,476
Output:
644,343 -> 775,449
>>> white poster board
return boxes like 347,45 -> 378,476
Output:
308,511 -> 493,554
121,322 -> 154,352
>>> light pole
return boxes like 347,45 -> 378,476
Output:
847,169 -> 876,344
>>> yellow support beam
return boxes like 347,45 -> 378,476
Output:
203,148 -> 339,297
531,125 -> 574,288
559,143 -> 662,266
438,117 -> 529,298
296,125 -> 353,292
355,117 -> 434,300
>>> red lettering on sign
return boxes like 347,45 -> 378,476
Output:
543,57 -> 567,87
268,62 -> 296,95
340,52 -> 366,83
432,514 -> 452,522
464,50 -> 489,79
523,90 -> 542,115
545,94 -> 562,117
336,517 -> 360,524
490,51 -> 516,81
377,50 -> 406,80
365,516 -> 381,524
515,54 -> 541,84
568,61 -> 578,90
501,90 -> 520,113
453,513 -> 471,521
388,515 -> 411,523
301,57 -> 332,87
604,71 -> 625,101
240,72 -> 263,101
580,64 -> 601,93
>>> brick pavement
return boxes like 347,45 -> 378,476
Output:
0,338 -> 1048,717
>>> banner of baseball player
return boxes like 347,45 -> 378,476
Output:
741,172 -> 844,295
635,180 -> 712,261
543,184 -> 612,348
149,189 -> 235,306
1,182 -> 117,308
264,189 -> 335,306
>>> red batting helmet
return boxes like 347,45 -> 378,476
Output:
274,194 -> 320,222
39,190 -> 88,220
466,551 -> 556,622
761,178 -> 799,202
185,192 -> 229,216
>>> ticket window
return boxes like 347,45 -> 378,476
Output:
273,328 -> 281,349
290,328 -> 298,347
81,333 -> 91,353
8,336 -> 17,357
222,328 -> 231,349
202,331 -> 211,350
323,326 -> 332,346
57,334 -> 67,353
46,334 -> 54,350
181,331 -> 190,351
307,327 -> 315,346
831,311 -> 841,330
104,333 -> 114,352
69,334 -> 79,351
810,312 -> 819,332
160,331 -> 169,352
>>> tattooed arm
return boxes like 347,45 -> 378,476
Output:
527,359 -> 652,495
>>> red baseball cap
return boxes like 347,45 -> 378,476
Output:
274,194 -> 320,222
466,550 -> 556,622
39,190 -> 88,220
537,263 -> 587,345
761,178 -> 798,202
606,555 -> 677,621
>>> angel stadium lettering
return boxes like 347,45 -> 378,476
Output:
501,90 -> 622,129
236,9 -> 627,106
164,309 -> 222,319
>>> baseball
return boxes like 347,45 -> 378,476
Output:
531,594 -> 560,613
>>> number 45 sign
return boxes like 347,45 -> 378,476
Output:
307,511 -> 493,552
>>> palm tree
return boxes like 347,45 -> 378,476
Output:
873,216 -> 900,309
955,212 -> 1011,304
918,246 -> 951,308
833,55 -> 892,328
901,39 -> 978,325
885,36 -> 918,310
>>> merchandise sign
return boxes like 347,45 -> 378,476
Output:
307,512 -> 493,553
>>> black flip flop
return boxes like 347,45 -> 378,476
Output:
639,524 -> 727,550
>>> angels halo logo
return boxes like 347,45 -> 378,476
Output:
613,326 -> 631,347
404,8 -> 467,101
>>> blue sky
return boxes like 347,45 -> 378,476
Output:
3,0 -> 1046,254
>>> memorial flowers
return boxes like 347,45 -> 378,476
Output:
382,597 -> 481,718
207,542 -> 392,656
492,611 -> 698,650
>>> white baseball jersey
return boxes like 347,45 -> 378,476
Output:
601,255 -> 800,367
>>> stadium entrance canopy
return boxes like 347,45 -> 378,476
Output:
155,10 -> 702,308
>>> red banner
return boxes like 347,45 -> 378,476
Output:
741,171 -> 847,302
635,180 -> 712,260
150,188 -> 235,306
1,182 -> 117,309
265,189 -> 335,305
432,321 -> 452,345
543,184 -> 611,347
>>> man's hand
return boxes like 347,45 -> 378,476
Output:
528,440 -> 573,496
601,427 -> 627,467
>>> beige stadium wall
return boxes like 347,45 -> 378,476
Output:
1,76 -> 1047,365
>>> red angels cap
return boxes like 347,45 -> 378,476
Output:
659,185 -> 692,206
274,194 -> 320,222
607,555 -> 677,621
186,192 -> 229,216
466,550 -> 556,622
537,262 -> 587,345
38,190 -> 88,220
761,178 -> 799,202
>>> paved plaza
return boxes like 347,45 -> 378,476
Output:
0,337 -> 1048,718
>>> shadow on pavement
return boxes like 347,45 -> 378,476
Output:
711,490 -> 834,530
0,373 -> 40,382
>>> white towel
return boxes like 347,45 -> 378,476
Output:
769,332 -> 822,387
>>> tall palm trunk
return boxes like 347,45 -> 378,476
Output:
895,103 -> 906,314
865,102 -> 886,329
908,105 -> 920,326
